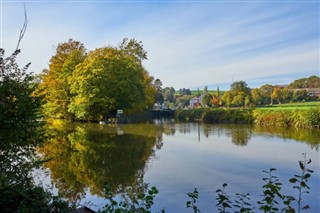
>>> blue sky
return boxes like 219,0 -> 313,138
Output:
1,0 -> 319,90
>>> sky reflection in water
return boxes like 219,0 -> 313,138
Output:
39,121 -> 320,212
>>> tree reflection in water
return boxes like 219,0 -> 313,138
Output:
37,120 -> 319,209
38,120 -> 167,204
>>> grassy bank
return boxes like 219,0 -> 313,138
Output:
256,101 -> 320,110
175,106 -> 320,128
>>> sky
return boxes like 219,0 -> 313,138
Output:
1,0 -> 319,90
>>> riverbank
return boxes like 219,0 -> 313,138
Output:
174,106 -> 320,129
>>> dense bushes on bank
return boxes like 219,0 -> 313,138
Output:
254,107 -> 320,128
175,108 -> 254,124
175,107 -> 320,128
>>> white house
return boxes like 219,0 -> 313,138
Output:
189,94 -> 206,108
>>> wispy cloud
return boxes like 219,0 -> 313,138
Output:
2,1 -> 319,89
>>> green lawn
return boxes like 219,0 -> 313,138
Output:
257,101 -> 320,110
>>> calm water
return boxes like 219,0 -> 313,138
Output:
37,120 -> 320,212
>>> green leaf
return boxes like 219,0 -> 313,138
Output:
303,173 -> 311,179
289,178 -> 297,183
299,161 -> 305,170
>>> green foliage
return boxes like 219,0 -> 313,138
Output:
287,153 -> 313,213
188,154 -> 314,213
0,49 -> 42,130
257,168 -> 283,212
38,121 -> 158,201
253,107 -> 320,129
175,107 -> 320,128
174,108 -> 207,122
101,185 -> 163,213
0,179 -> 71,213
220,81 -> 252,107
40,39 -> 86,120
202,93 -> 213,106
186,188 -> 201,213
39,38 -> 154,121
216,183 -> 232,213
175,108 -> 254,124
288,75 -> 320,89
0,47 -> 71,213
233,193 -> 254,213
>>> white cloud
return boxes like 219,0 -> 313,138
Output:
1,1 -> 319,88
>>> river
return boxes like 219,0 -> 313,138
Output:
37,119 -> 320,212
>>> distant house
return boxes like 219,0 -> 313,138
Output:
189,94 -> 205,108
293,88 -> 320,97
190,97 -> 199,108
306,88 -> 320,97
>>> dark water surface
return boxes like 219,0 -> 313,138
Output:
37,120 -> 320,212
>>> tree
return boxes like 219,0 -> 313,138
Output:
0,9 -> 71,212
202,93 -> 213,106
224,81 -> 252,107
69,45 -> 153,120
211,95 -> 221,107
179,88 -> 191,96
119,38 -> 147,62
0,49 -> 41,129
203,86 -> 208,94
232,91 -> 248,107
281,88 -> 293,103
217,87 -> 220,98
221,91 -> 232,107
251,88 -> 263,106
154,79 -> 164,104
272,86 -> 283,104
0,7 -> 41,130
260,84 -> 274,105
39,39 -> 86,119
230,81 -> 251,95
293,89 -> 309,102
163,87 -> 176,103
288,76 -> 320,89
175,95 -> 191,108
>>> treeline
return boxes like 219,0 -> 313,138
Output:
152,76 -> 320,109
38,38 -> 156,121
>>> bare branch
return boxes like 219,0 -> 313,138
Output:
15,3 -> 28,51
1,3 -> 28,67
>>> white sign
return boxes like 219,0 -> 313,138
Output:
117,109 -> 123,114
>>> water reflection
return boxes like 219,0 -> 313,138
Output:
253,125 -> 320,150
38,120 -> 169,203
38,120 -> 319,208
202,124 -> 253,146
0,125 -> 43,185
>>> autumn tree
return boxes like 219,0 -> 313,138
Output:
260,84 -> 274,105
221,81 -> 251,107
293,89 -> 309,102
251,88 -> 263,105
69,41 -> 153,121
40,39 -> 86,119
272,86 -> 283,104
221,91 -> 232,107
202,93 -> 213,106
288,75 -> 320,88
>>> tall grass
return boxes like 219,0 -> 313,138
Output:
253,107 -> 320,128
175,107 -> 320,129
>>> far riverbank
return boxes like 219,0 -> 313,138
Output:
174,106 -> 320,129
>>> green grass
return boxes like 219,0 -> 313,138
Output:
257,101 -> 320,110
175,90 -> 225,96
